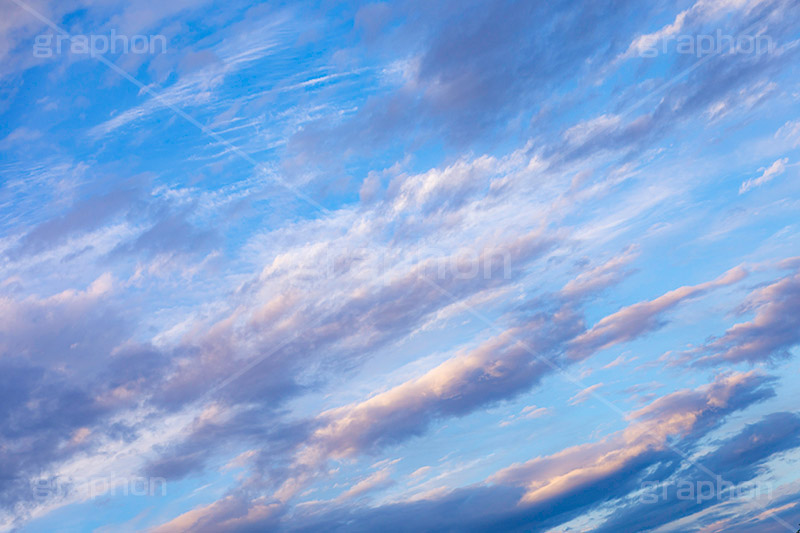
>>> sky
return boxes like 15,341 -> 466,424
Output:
1,0 -> 800,531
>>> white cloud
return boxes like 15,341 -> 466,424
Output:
739,157 -> 790,194
568,383 -> 604,406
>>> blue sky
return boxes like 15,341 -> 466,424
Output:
1,0 -> 800,531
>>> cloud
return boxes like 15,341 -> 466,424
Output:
387,155 -> 498,215
690,268 -> 800,365
560,245 -> 639,300
0,273 -> 118,369
567,266 -> 747,360
110,207 -> 218,261
705,80 -> 777,122
5,184 -> 142,260
150,494 -> 282,533
618,0 -> 768,60
775,120 -> 800,148
335,468 -> 394,502
694,494 -> 800,533
739,157 -> 790,194
567,383 -> 604,405
499,405 -> 552,427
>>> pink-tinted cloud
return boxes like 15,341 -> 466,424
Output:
567,266 -> 747,360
